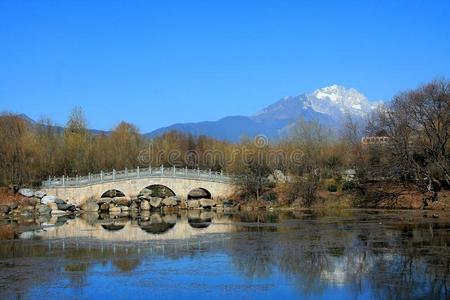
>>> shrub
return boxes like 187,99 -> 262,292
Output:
327,184 -> 338,192
341,181 -> 356,191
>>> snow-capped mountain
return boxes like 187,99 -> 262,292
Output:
255,85 -> 377,121
147,85 -> 381,141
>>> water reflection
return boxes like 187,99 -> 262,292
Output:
0,210 -> 449,299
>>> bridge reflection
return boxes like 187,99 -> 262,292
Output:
18,211 -> 237,241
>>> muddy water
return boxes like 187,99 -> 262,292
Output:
0,209 -> 449,299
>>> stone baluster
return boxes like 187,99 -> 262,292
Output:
197,167 -> 200,177
88,172 -> 91,182
209,169 -> 212,177
76,175 -> 79,186
161,165 -> 164,175
62,175 -> 65,187
137,166 -> 140,178
125,168 -> 128,178
101,171 -> 104,182
173,165 -> 176,176
185,166 -> 188,176
113,169 -> 116,180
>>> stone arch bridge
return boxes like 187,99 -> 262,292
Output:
41,167 -> 235,206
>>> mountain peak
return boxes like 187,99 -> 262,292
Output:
308,85 -> 372,117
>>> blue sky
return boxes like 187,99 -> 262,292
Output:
1,0 -> 449,132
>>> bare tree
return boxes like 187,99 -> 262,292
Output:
370,79 -> 450,195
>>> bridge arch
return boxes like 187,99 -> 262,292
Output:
101,189 -> 126,198
187,187 -> 212,200
140,184 -> 176,198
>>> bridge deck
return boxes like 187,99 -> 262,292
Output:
42,167 -> 232,188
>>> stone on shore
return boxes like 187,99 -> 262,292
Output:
187,200 -> 200,209
140,200 -> 150,211
41,195 -> 57,204
34,191 -> 47,199
54,198 -> 66,205
48,202 -> 59,211
109,205 -> 121,213
57,203 -> 74,211
162,197 -> 177,207
114,197 -> 130,206
19,188 -> 34,197
38,205 -> 52,215
199,199 -> 215,208
149,197 -> 162,208
100,203 -> 110,211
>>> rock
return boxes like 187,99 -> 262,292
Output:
18,188 -> 34,197
100,203 -> 110,211
34,191 -> 47,199
140,188 -> 152,196
199,199 -> 215,208
97,197 -> 113,204
9,203 -> 18,210
0,205 -> 10,214
48,202 -> 59,211
120,206 -> 129,212
109,206 -> 121,213
57,203 -> 74,211
54,198 -> 66,205
188,188 -> 209,198
138,194 -> 152,201
38,205 -> 52,215
114,197 -> 130,206
81,200 -> 99,212
149,197 -> 162,208
140,200 -> 150,211
130,202 -> 139,211
162,197 -> 177,207
41,195 -> 57,204
51,209 -> 67,215
187,200 -> 200,209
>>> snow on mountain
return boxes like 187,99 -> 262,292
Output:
307,84 -> 374,117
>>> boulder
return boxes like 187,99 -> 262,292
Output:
100,203 -> 110,211
54,198 -> 66,205
109,206 -> 121,213
57,203 -> 74,211
114,197 -> 130,206
97,197 -> 113,204
38,205 -> 52,215
0,205 -> 10,214
41,195 -> 57,204
149,197 -> 162,208
140,200 -> 150,211
199,199 -> 215,208
187,200 -> 200,209
81,200 -> 99,212
162,197 -> 177,207
130,202 -> 139,211
34,191 -> 47,199
138,194 -> 152,201
140,188 -> 152,196
18,188 -> 34,197
48,202 -> 58,211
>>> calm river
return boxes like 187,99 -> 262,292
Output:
0,209 -> 449,299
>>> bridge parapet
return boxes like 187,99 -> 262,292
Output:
42,166 -> 232,188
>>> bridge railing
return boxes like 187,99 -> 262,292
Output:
42,166 -> 232,188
